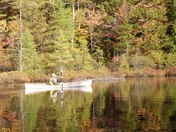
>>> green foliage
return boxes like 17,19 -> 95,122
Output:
129,55 -> 153,69
92,46 -> 105,69
119,54 -> 130,71
42,0 -> 80,72
0,0 -> 176,74
166,2 -> 176,51
129,0 -> 169,55
73,36 -> 95,71
148,50 -> 165,69
164,53 -> 176,68
23,87 -> 93,131
101,0 -> 123,16
116,22 -> 134,56
22,29 -> 43,72
22,0 -> 48,52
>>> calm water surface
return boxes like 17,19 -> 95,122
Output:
0,78 -> 176,132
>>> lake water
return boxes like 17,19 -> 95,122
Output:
0,77 -> 176,132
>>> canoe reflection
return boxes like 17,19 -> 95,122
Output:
25,86 -> 92,95
25,86 -> 92,106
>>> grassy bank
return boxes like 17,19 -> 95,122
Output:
0,69 -> 112,84
0,71 -> 48,84
0,68 -> 175,84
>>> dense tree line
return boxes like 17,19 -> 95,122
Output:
0,0 -> 175,73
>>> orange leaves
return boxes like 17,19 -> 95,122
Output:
82,10 -> 105,28
114,0 -> 131,24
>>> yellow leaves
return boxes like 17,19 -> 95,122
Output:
8,20 -> 19,32
142,20 -> 156,29
77,28 -> 89,36
0,20 -> 6,33
0,16 -> 19,34
134,37 -> 143,44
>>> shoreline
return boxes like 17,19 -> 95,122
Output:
0,68 -> 175,85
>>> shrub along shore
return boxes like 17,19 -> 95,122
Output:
0,67 -> 176,84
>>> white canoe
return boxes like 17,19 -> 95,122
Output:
25,79 -> 92,89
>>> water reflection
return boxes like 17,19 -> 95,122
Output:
50,89 -> 64,106
24,86 -> 93,132
0,84 -> 23,132
91,78 -> 176,131
0,78 -> 176,131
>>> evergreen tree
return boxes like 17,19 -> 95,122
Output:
116,22 -> 134,56
22,0 -> 48,53
99,0 -> 123,16
22,28 -> 43,72
74,35 -> 95,70
115,1 -> 134,56
165,0 -> 176,53
129,0 -> 169,55
43,0 -> 75,72
1,0 -> 176,73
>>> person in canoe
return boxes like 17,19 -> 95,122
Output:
49,73 -> 63,85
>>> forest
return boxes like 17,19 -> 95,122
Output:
0,0 -> 176,78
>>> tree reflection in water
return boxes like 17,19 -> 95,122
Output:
90,78 -> 176,131
0,91 -> 22,132
1,78 -> 176,131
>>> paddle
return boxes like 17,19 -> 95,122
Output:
60,65 -> 63,80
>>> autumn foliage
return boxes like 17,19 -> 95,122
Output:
0,0 -> 175,77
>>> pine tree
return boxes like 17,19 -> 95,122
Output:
115,1 -> 134,56
22,28 -> 43,72
42,0 -> 74,72
117,22 -> 134,56
129,0 -> 169,55
165,0 -> 176,53
22,0 -> 48,53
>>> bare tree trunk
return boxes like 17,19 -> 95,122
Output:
71,0 -> 75,47
19,0 -> 23,71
